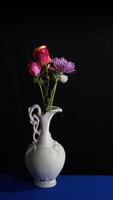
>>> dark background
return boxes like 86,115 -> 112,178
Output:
0,5 -> 113,175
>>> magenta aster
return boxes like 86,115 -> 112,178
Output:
52,57 -> 75,73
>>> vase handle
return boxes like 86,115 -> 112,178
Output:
28,104 -> 41,143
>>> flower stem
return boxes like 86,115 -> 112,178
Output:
46,68 -> 50,99
37,77 -> 45,110
46,81 -> 58,111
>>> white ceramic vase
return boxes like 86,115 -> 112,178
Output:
25,104 -> 66,188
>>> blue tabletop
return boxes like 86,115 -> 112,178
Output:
0,175 -> 113,200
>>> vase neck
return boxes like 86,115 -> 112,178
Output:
39,106 -> 62,145
28,104 -> 62,145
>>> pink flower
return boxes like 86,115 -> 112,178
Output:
33,45 -> 51,65
27,62 -> 41,76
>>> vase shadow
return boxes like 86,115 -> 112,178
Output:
0,174 -> 36,193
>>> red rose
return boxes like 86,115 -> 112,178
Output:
27,62 -> 41,76
33,45 -> 51,65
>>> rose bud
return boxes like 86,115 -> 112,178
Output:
33,45 -> 51,65
27,62 -> 41,76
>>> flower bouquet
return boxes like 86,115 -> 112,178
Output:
27,45 -> 75,113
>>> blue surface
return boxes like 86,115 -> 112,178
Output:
0,175 -> 113,199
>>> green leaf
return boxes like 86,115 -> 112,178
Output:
39,77 -> 44,85
34,76 -> 39,84
51,72 -> 61,82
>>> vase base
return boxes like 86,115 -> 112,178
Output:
34,179 -> 56,188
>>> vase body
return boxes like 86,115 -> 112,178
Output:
25,105 -> 66,188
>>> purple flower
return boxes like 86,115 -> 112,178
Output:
52,57 -> 75,73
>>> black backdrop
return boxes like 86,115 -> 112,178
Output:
0,6 -> 113,175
